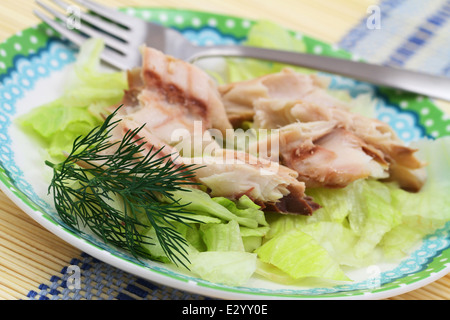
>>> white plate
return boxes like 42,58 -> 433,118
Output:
1,8 -> 449,299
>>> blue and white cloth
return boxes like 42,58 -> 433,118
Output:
27,252 -> 208,300
26,0 -> 450,300
339,0 -> 450,77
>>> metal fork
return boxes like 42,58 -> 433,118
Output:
34,0 -> 450,101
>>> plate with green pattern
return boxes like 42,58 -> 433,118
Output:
0,8 -> 449,299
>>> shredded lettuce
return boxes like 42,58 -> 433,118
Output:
259,137 -> 450,281
17,100 -> 100,159
139,194 -> 263,286
379,137 -> 450,259
256,228 -> 350,281
212,195 -> 268,227
294,221 -> 364,268
303,186 -> 354,224
16,38 -> 127,161
164,188 -> 265,229
347,179 -> 402,258
200,220 -> 246,252
142,188 -> 266,285
187,251 -> 257,286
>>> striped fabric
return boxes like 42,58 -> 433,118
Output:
338,0 -> 450,76
26,253 -> 209,300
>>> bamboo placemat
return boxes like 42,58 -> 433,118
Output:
0,0 -> 449,300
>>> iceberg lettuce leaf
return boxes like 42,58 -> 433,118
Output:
17,99 -> 100,159
256,229 -> 350,281
188,251 -> 257,286
347,179 -> 402,258
379,137 -> 450,259
200,220 -> 245,252
166,188 -> 262,228
16,38 -> 127,161
305,186 -> 354,224
212,195 -> 268,226
296,221 -> 366,268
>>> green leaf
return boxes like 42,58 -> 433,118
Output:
165,189 -> 260,228
16,38 -> 127,162
256,229 -> 350,281
187,251 -> 257,286
200,220 -> 245,252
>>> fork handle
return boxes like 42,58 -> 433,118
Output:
187,45 -> 450,102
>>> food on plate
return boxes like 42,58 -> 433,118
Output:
113,46 -> 233,141
44,112 -> 201,268
107,45 -> 319,216
183,148 -> 320,215
219,68 -> 336,127
16,39 -> 127,161
220,68 -> 425,191
16,21 -> 450,287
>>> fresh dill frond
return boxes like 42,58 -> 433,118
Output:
45,107 -> 200,268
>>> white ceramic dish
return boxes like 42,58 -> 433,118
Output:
1,8 -> 449,299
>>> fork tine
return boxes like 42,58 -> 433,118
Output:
71,0 -> 140,28
33,8 -> 130,70
35,0 -> 129,54
51,0 -> 130,41
33,8 -> 85,46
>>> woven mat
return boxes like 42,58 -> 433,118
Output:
28,253 -> 208,300
1,0 -> 450,300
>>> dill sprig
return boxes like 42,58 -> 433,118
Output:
45,108 -> 200,268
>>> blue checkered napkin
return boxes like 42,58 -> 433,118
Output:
26,252 -> 209,300
338,0 -> 450,77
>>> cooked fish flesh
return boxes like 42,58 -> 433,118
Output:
220,68 -> 425,191
219,68 -> 344,128
111,46 -> 233,145
183,148 -> 320,215
107,47 -> 319,215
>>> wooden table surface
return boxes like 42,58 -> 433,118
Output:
0,0 -> 449,300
